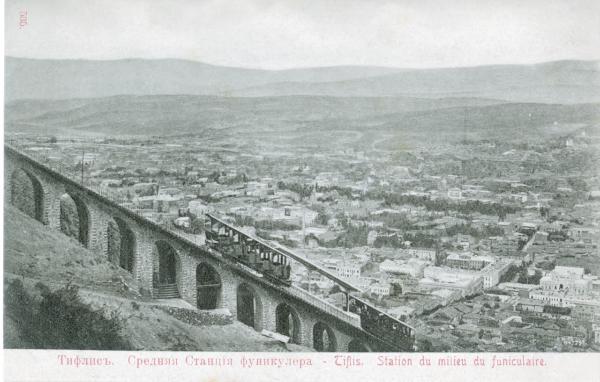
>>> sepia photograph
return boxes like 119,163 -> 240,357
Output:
2,0 -> 600,380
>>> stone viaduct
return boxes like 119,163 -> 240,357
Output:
5,145 -> 414,352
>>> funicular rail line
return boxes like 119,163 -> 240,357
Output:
206,213 -> 361,291
5,141 -> 415,351
205,213 -> 416,350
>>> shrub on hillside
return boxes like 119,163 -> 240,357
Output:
4,279 -> 132,350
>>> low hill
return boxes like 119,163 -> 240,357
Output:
3,206 -> 310,351
5,57 -> 403,101
4,94 -> 505,136
5,95 -> 598,143
231,61 -> 600,104
6,57 -> 600,104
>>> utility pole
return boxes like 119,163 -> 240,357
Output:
81,148 -> 85,185
463,107 -> 468,142
302,209 -> 306,249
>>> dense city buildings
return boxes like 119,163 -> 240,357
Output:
7,113 -> 600,352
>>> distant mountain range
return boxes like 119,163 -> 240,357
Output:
5,57 -> 600,103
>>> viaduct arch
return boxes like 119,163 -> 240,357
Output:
153,240 -> 181,287
59,192 -> 90,247
10,168 -> 44,223
107,216 -> 136,272
313,321 -> 337,351
275,302 -> 301,344
236,283 -> 264,331
4,144 -> 415,352
196,262 -> 221,309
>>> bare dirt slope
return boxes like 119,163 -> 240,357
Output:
4,206 -> 310,351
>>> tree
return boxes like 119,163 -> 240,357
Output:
316,211 -> 330,225
190,218 -> 205,234
391,283 -> 403,296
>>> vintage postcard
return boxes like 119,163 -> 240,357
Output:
2,0 -> 600,381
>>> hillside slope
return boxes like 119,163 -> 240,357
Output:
232,61 -> 600,103
3,206 -> 310,351
5,95 -> 598,141
6,57 -> 600,103
4,94 -> 506,136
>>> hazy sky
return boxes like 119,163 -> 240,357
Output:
5,0 -> 600,69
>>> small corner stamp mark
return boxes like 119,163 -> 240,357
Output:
19,9 -> 28,29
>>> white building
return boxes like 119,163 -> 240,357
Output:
174,216 -> 191,228
431,288 -> 461,306
188,200 -> 210,217
404,248 -> 437,262
540,266 -> 591,294
420,266 -> 484,297
447,188 -> 462,200
481,259 -> 514,289
380,258 -> 427,278
335,261 -> 363,279
369,282 -> 392,296
529,289 -> 568,307
446,252 -> 494,271
593,324 -> 600,345
254,206 -> 318,227
133,194 -> 182,213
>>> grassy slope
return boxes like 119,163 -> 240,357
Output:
4,206 -> 310,351
6,95 -> 598,141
